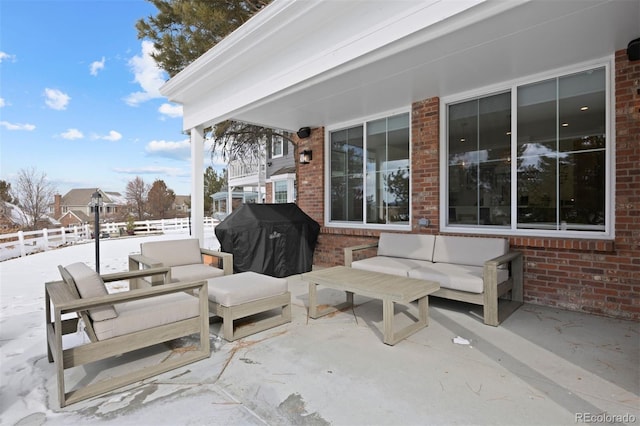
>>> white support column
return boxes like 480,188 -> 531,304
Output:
227,186 -> 234,214
190,126 -> 205,245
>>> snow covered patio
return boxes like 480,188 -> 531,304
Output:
1,233 -> 638,425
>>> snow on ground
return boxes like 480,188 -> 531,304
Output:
0,231 -> 221,425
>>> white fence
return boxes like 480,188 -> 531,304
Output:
0,217 -> 219,262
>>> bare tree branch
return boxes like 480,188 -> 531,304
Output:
12,168 -> 57,230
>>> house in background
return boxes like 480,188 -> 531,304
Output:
161,1 -> 639,321
1,200 -> 59,231
225,142 -> 266,209
172,195 -> 190,217
0,201 -> 24,232
53,188 -> 126,227
217,132 -> 297,216
266,133 -> 297,204
56,210 -> 91,228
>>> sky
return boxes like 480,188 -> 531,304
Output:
0,0 -> 221,198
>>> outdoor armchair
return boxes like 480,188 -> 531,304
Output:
128,238 -> 233,288
46,262 -> 210,407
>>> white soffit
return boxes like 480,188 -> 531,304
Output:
161,0 -> 640,132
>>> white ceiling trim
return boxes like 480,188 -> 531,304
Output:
162,0 -> 512,130
161,0 -> 640,132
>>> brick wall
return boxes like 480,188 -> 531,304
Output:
265,182 -> 272,204
510,50 -> 638,319
296,127 -> 324,224
295,48 -> 639,320
411,97 -> 440,232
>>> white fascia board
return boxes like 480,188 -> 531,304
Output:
164,0 -> 528,131
160,0 -> 323,102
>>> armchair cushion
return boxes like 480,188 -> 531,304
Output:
63,262 -> 118,321
92,292 -> 200,340
141,239 -> 202,267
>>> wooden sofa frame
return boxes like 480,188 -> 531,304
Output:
46,267 -> 210,407
345,241 -> 523,326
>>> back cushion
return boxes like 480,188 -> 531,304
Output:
63,262 -> 118,321
141,239 -> 202,267
433,235 -> 508,267
377,233 -> 436,262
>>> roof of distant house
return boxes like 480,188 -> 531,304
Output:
60,210 -> 91,223
174,195 -> 190,205
61,188 -> 125,206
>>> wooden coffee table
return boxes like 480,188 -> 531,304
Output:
302,266 -> 440,345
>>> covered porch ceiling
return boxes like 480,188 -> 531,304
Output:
161,0 -> 640,133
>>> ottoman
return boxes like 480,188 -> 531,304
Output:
207,272 -> 291,341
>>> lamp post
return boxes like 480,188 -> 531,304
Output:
91,190 -> 102,274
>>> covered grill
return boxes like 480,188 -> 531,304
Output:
214,203 -> 320,277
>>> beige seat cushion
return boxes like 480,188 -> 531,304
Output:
433,235 -> 508,267
140,239 -> 203,267
408,263 -> 509,294
171,264 -> 225,282
377,233 -> 436,262
351,256 -> 429,277
207,272 -> 287,307
63,262 -> 118,321
92,292 -> 199,340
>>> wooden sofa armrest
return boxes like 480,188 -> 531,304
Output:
128,253 -> 163,269
200,248 -> 234,275
53,280 -> 208,313
344,242 -> 379,267
128,254 -> 171,288
483,250 -> 523,287
485,250 -> 522,268
102,266 -> 171,284
482,250 -> 524,326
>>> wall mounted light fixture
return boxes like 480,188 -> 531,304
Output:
299,149 -> 312,164
297,127 -> 311,138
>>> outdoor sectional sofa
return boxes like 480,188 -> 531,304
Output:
344,233 -> 523,326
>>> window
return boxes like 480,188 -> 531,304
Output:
448,92 -> 512,227
271,135 -> 283,158
274,180 -> 288,203
443,64 -> 609,236
328,112 -> 410,227
271,174 -> 295,203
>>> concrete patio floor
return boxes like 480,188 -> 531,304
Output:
1,234 -> 638,425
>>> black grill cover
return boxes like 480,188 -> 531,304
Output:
214,203 -> 320,277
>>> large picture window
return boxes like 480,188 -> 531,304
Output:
448,92 -> 512,227
444,65 -> 609,236
329,112 -> 410,227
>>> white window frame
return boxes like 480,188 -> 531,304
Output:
324,108 -> 412,231
271,135 -> 284,159
269,174 -> 296,203
439,57 -> 614,239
